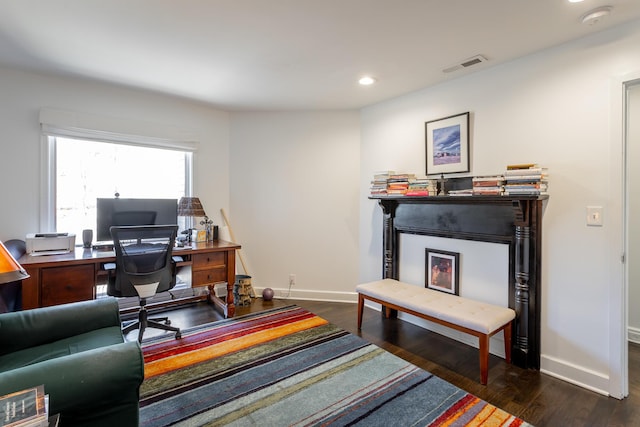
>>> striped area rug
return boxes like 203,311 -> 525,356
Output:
140,305 -> 532,427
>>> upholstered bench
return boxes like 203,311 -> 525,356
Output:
356,278 -> 516,384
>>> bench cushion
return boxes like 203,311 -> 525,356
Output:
356,279 -> 515,334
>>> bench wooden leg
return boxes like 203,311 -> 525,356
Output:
384,306 -> 392,318
504,321 -> 512,364
479,334 -> 489,385
357,294 -> 364,330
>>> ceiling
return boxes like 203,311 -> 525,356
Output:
0,0 -> 638,111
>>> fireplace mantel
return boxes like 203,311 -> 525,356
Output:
370,194 -> 548,369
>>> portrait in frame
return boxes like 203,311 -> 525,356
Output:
425,248 -> 460,295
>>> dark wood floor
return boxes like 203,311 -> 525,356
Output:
131,298 -> 640,427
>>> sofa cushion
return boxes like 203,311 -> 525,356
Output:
0,325 -> 125,371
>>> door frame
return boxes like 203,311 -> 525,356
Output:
609,71 -> 640,399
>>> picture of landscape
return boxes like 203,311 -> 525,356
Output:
432,123 -> 461,166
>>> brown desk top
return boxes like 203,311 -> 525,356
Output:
18,239 -> 241,267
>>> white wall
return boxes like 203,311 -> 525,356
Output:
0,66 -> 230,241
359,20 -> 640,395
229,112 -> 360,300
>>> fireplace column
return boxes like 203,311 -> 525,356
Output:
379,200 -> 398,280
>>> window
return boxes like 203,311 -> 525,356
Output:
46,136 -> 192,242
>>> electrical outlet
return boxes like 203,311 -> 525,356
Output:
289,274 -> 296,286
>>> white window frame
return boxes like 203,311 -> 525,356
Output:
39,108 -> 198,233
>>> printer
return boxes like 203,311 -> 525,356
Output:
26,233 -> 76,255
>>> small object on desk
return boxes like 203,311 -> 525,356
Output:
26,233 -> 75,255
195,230 -> 207,243
82,229 -> 93,248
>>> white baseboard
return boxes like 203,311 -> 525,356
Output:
540,354 -> 609,396
628,326 -> 640,344
253,286 -> 358,303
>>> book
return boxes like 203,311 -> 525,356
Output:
447,189 -> 474,196
0,386 -> 47,427
504,175 -> 547,182
506,163 -> 538,170
405,190 -> 429,196
473,187 -> 503,195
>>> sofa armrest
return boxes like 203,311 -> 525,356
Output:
0,298 -> 122,355
0,340 -> 144,416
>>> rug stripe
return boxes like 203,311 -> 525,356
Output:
144,314 -> 327,378
143,306 -> 316,362
141,325 -> 355,405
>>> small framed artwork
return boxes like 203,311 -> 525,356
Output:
425,112 -> 470,176
425,248 -> 460,295
195,230 -> 207,243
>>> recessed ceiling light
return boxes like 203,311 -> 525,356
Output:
568,0 -> 584,3
358,76 -> 376,86
581,6 -> 613,25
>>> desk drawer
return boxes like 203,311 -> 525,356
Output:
41,264 -> 95,307
192,252 -> 225,269
193,268 -> 227,286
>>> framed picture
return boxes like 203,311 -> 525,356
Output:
425,112 -> 470,176
195,230 -> 207,243
425,248 -> 460,295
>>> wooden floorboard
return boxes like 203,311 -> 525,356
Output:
129,298 -> 640,427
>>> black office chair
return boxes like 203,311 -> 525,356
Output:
107,225 -> 182,342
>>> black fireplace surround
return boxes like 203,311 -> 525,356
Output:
370,192 -> 547,369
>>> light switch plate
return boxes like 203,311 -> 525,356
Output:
587,206 -> 603,226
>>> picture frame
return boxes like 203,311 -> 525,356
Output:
425,112 -> 470,176
425,248 -> 460,295
195,230 -> 207,243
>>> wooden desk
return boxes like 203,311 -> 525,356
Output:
18,240 -> 240,317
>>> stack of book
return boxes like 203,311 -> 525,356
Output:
472,175 -> 505,195
386,173 -> 415,195
406,177 -> 431,196
370,171 -> 394,196
503,164 -> 548,195
0,385 -> 50,427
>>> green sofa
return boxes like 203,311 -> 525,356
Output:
0,298 -> 144,426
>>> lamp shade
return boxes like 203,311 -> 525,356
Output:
0,241 -> 30,284
177,197 -> 207,217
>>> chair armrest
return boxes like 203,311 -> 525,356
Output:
0,341 -> 144,415
0,298 -> 122,355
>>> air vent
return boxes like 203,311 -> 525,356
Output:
443,55 -> 488,74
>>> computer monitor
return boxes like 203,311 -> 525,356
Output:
96,198 -> 178,242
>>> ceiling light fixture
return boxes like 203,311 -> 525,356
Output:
568,0 -> 584,3
581,6 -> 613,25
358,76 -> 376,86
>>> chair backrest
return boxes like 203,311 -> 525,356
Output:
108,225 -> 178,298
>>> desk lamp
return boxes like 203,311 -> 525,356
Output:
0,240 -> 29,284
177,197 -> 214,242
